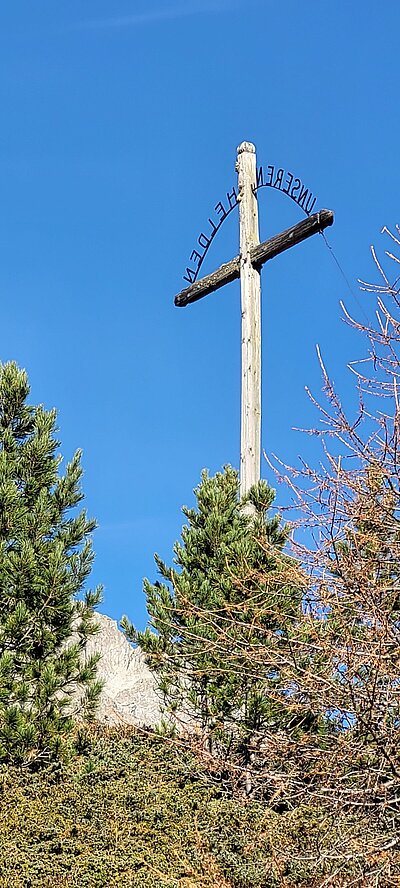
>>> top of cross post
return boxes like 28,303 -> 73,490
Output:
237,142 -> 256,155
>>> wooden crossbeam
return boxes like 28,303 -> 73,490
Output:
175,257 -> 240,307
174,209 -> 334,308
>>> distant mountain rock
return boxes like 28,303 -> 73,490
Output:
84,613 -> 164,727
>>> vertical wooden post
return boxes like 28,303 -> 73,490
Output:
236,142 -> 261,501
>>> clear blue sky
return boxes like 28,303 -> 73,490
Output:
1,1 -> 399,628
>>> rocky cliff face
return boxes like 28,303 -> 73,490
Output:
84,613 -> 164,727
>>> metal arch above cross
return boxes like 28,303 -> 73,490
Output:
174,142 -> 334,501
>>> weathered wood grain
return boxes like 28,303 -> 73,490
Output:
250,208 -> 334,268
237,141 -> 262,501
174,257 -> 240,307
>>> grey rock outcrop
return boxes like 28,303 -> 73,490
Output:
84,613 -> 164,727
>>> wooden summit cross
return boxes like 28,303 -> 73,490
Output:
174,142 -> 334,499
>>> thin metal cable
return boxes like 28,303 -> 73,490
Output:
320,230 -> 371,326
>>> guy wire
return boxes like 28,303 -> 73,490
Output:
320,230 -> 371,326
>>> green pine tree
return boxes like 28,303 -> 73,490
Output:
0,362 -> 103,766
122,466 -> 308,787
